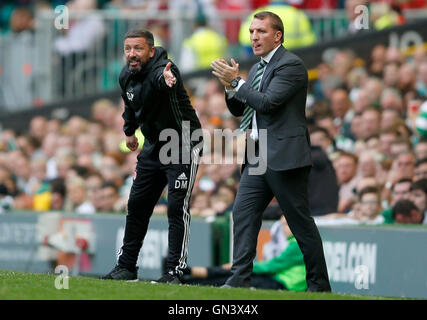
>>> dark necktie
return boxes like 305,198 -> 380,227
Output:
239,59 -> 267,131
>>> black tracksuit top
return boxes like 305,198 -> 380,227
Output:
120,47 -> 202,153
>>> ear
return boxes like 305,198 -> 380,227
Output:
149,46 -> 155,58
275,31 -> 282,43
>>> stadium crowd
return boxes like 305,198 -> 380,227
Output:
0,0 -> 427,228
0,41 -> 426,227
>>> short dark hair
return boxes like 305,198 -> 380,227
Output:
309,126 -> 331,139
392,199 -> 418,220
358,186 -> 380,201
124,29 -> 154,47
253,11 -> 284,43
337,151 -> 358,165
410,178 -> 427,193
102,182 -> 118,192
415,157 -> 427,167
392,178 -> 413,191
50,178 -> 66,198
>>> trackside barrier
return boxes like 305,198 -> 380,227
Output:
0,211 -> 426,298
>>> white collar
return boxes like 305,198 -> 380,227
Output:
261,44 -> 281,64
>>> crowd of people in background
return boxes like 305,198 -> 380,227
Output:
0,41 -> 426,227
0,0 -> 427,228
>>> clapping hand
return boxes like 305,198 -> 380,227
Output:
210,58 -> 240,89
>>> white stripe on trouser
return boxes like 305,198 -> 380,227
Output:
116,248 -> 123,261
176,147 -> 200,275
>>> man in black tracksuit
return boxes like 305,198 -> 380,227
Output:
102,29 -> 203,284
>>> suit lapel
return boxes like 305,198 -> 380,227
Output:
260,46 -> 286,91
247,64 -> 257,84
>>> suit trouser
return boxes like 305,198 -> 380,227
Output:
225,163 -> 331,291
117,147 -> 200,275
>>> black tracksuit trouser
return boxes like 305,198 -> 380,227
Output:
117,146 -> 201,276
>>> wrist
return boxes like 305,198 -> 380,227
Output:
230,77 -> 242,89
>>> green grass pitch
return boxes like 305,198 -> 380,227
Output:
0,270 -> 401,300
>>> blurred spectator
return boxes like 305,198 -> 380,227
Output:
356,186 -> 383,223
83,173 -> 103,212
390,137 -> 413,159
381,108 -> 401,130
415,100 -> 427,139
315,113 -> 354,152
334,152 -> 359,212
415,139 -> 427,161
416,60 -> 427,98
357,149 -> 380,179
360,108 -> 381,140
409,178 -> 427,215
7,6 -> 34,34
385,46 -> 404,65
29,116 -> 48,145
399,62 -> 417,89
64,176 -> 95,214
379,127 -> 399,159
15,135 -> 43,160
381,178 -> 412,223
314,186 -> 384,225
179,12 -> 228,73
380,87 -> 404,114
182,216 -> 307,291
330,88 -> 353,139
50,177 -> 66,211
41,133 -> 59,180
54,0 -> 105,56
190,191 -> 210,216
308,145 -> 339,216
392,199 -> 426,224
369,44 -> 387,78
309,126 -> 336,158
414,158 -> 427,181
98,182 -> 122,213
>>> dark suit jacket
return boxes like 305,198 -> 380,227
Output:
226,45 -> 312,171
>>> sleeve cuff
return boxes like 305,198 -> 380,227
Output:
225,79 -> 245,98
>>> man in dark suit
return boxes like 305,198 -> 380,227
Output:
210,11 -> 331,291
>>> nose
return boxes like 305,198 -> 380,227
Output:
127,48 -> 136,57
251,31 -> 259,41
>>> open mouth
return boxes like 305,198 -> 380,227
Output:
128,60 -> 140,67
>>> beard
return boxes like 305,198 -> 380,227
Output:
127,58 -> 142,74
